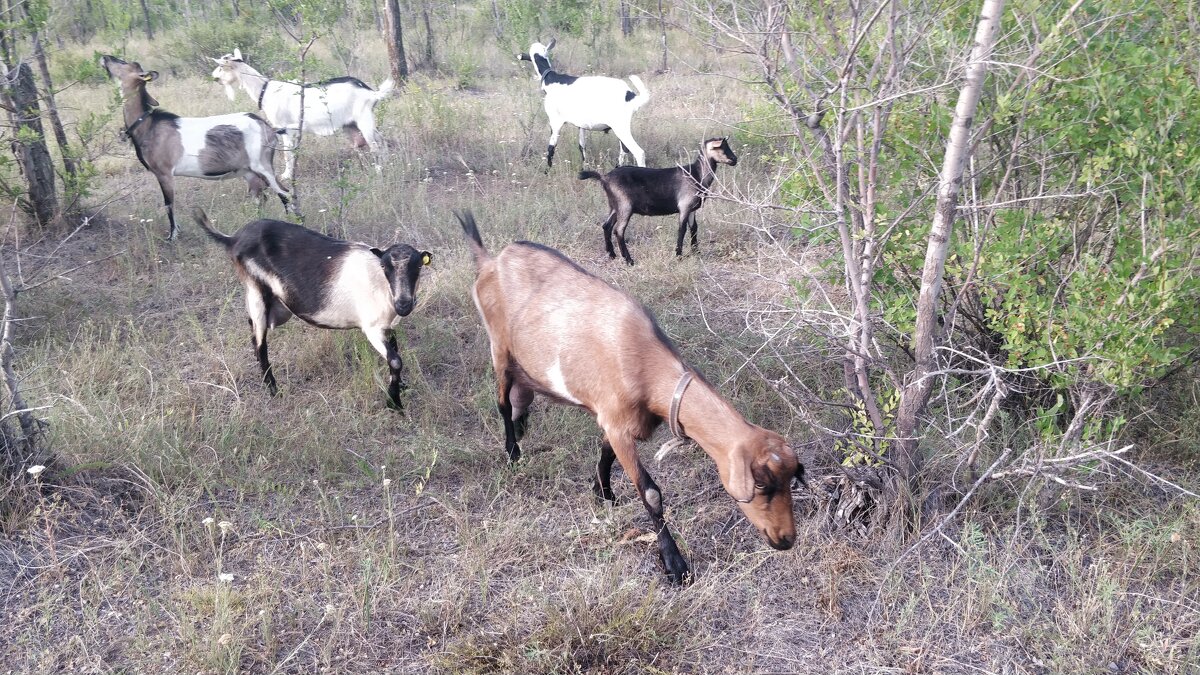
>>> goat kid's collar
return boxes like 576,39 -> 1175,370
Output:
125,108 -> 154,136
257,79 -> 269,110
656,370 -> 695,462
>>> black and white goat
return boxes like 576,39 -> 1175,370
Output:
194,210 -> 432,409
518,40 -> 649,168
580,137 -> 738,265
101,55 -> 291,240
211,48 -> 394,180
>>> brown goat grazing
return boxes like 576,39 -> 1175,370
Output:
458,210 -> 803,584
579,137 -> 737,265
102,55 -> 292,240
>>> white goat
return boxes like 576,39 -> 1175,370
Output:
211,48 -> 393,179
518,40 -> 650,168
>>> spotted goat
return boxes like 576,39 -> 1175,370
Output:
458,210 -> 803,584
101,55 -> 292,240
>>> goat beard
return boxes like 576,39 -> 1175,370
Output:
223,84 -> 237,102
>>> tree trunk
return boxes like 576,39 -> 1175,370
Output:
383,0 -> 408,83
422,4 -> 434,65
31,33 -> 78,179
139,0 -> 154,40
0,247 -> 38,457
893,0 -> 1006,515
2,62 -> 58,227
620,0 -> 632,37
490,0 -> 502,40
657,0 -> 668,72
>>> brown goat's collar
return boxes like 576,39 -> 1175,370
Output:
668,370 -> 694,439
257,80 -> 269,110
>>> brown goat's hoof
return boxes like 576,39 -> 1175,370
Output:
661,554 -> 693,586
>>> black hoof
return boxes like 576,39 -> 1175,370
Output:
506,444 -> 521,464
661,552 -> 693,586
592,481 -> 617,503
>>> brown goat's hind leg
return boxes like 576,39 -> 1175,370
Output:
592,440 -> 617,502
614,213 -> 636,266
496,370 -> 522,463
688,211 -> 700,253
610,435 -> 691,584
675,212 -> 689,257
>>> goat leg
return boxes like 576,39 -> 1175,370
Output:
384,332 -> 405,411
592,440 -> 618,503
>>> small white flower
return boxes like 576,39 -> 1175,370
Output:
318,208 -> 327,213
202,517 -> 215,527
218,521 -> 233,533
218,572 -> 234,583
382,478 -> 392,487
26,465 -> 45,477
316,542 -> 329,552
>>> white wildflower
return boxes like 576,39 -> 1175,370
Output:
26,465 -> 45,477
218,572 -> 234,583
218,521 -> 233,533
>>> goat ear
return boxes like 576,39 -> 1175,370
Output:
725,446 -> 756,503
141,71 -> 159,82
546,38 -> 556,51
370,247 -> 384,257
233,47 -> 243,60
420,251 -> 432,266
794,460 -> 808,489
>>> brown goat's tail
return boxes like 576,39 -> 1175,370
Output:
578,170 -> 603,181
192,209 -> 234,248
455,209 -> 490,268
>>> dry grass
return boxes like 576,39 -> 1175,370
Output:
1,15 -> 1198,675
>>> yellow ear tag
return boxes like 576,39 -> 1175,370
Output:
421,253 -> 431,266
140,73 -> 153,81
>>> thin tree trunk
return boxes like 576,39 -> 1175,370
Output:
422,4 -> 434,65
2,62 -> 58,227
490,0 -> 502,40
139,0 -> 154,40
0,243 -> 37,449
620,0 -> 632,37
657,0 -> 668,72
31,33 -> 78,179
383,0 -> 408,83
893,0 -> 1006,515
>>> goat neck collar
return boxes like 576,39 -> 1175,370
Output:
668,370 -> 694,439
256,79 -> 270,110
125,108 -> 154,136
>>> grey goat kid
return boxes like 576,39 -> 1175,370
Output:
194,210 -> 431,409
101,55 -> 291,240
579,138 -> 737,265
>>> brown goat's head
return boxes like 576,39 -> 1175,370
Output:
720,429 -> 802,550
100,55 -> 159,106
703,137 -> 738,167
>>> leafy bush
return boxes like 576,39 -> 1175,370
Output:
177,22 -> 290,76
49,50 -> 107,86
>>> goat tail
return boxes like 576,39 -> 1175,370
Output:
373,78 -> 396,100
578,170 -> 603,182
455,209 -> 491,268
627,74 -> 650,110
192,209 -> 234,248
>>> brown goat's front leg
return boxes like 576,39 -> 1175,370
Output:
609,435 -> 691,584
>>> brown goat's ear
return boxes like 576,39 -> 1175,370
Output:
794,461 -> 808,489
725,447 -> 756,503
420,251 -> 432,266
370,247 -> 384,257
141,71 -> 159,82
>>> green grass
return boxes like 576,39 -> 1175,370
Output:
1,13 -> 1198,675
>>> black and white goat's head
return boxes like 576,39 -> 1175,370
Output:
210,47 -> 246,102
516,39 -> 556,79
373,244 -> 433,317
